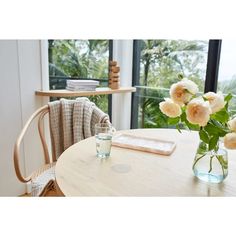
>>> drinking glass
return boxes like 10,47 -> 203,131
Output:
95,123 -> 113,158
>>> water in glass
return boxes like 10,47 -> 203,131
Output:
95,123 -> 113,158
96,133 -> 112,158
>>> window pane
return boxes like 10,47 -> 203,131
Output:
133,40 -> 209,128
217,40 -> 236,116
48,40 -> 109,113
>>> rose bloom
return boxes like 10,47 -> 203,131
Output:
203,91 -> 225,113
170,78 -> 199,105
186,98 -> 211,126
224,133 -> 236,149
159,98 -> 182,118
228,117 -> 236,132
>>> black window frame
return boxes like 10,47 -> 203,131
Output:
131,39 -> 222,129
108,40 -> 113,120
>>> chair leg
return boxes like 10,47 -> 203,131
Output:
39,180 -> 58,197
54,180 -> 65,197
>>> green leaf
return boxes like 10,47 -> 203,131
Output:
224,93 -> 232,110
178,74 -> 183,80
168,117 -> 180,125
180,112 -> 187,122
181,106 -> 186,113
204,122 -> 227,136
211,119 -> 224,128
208,135 -> 219,151
197,142 -> 208,155
211,108 -> 229,123
224,93 -> 233,102
185,121 -> 200,131
199,129 -> 209,143
218,155 -> 228,169
204,123 -> 218,134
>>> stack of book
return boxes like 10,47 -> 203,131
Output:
66,80 -> 99,91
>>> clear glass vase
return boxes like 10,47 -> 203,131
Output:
192,141 -> 228,183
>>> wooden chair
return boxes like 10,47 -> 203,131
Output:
13,105 -> 60,196
14,99 -> 111,196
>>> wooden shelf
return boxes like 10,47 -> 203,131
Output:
35,87 -> 136,97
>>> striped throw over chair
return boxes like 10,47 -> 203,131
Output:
14,98 -> 110,196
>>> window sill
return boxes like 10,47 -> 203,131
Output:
35,87 -> 136,97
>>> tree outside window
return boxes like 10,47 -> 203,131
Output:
48,40 -> 110,113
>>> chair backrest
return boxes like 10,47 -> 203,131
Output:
14,105 -> 50,183
14,99 -> 111,183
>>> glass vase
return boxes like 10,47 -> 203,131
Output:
192,141 -> 228,183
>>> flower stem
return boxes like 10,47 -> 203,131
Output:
216,155 -> 225,177
208,155 -> 214,173
192,154 -> 206,171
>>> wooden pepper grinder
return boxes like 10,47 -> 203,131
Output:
109,61 -> 120,89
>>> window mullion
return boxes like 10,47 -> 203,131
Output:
108,40 -> 113,120
131,40 -> 141,129
204,40 -> 222,93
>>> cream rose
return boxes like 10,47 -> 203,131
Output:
228,117 -> 236,132
159,98 -> 182,118
170,78 -> 199,105
186,98 -> 211,126
203,91 -> 225,113
224,133 -> 236,149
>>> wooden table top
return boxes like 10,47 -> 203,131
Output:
55,128 -> 236,196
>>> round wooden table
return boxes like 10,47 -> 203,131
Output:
55,129 -> 236,196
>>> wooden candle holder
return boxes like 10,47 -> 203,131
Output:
109,61 -> 120,89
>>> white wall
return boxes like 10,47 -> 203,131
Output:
112,40 -> 133,130
0,40 -> 44,196
0,39 -> 134,195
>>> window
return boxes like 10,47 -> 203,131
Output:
48,40 -> 112,114
217,40 -> 236,116
132,40 -> 209,128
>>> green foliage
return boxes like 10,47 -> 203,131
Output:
137,87 -> 169,128
225,93 -> 233,103
199,129 -> 209,143
208,136 -> 219,151
139,40 -> 208,91
218,77 -> 236,114
211,108 -> 229,123
138,40 -> 208,128
197,141 -> 208,154
48,40 -> 109,111
168,117 -> 180,125
200,97 -> 232,151
138,39 -> 236,133
88,95 -> 108,114
49,40 -> 109,78
204,122 -> 227,137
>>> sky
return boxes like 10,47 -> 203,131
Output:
218,40 -> 236,81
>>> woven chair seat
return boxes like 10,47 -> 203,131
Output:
31,162 -> 57,196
